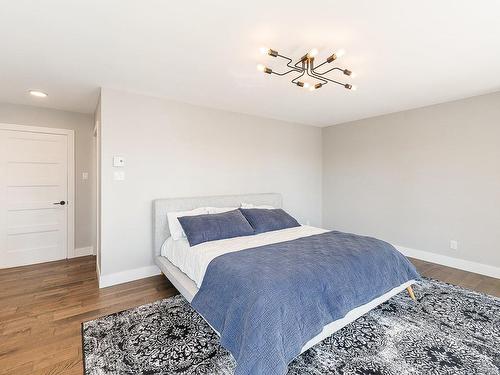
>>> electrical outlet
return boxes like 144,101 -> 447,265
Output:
450,240 -> 458,250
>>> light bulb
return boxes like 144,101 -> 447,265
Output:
351,85 -> 357,91
303,82 -> 311,89
29,90 -> 48,98
309,83 -> 323,91
308,48 -> 319,58
350,72 -> 357,78
256,64 -> 265,72
259,47 -> 278,57
336,49 -> 346,58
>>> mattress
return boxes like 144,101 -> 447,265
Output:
161,225 -> 328,287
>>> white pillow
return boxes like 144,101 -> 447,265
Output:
240,202 -> 275,209
167,207 -> 208,240
206,206 -> 237,214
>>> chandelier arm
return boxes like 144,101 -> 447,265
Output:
277,54 -> 303,73
312,75 -> 347,87
313,60 -> 329,71
291,69 -> 306,84
308,60 -> 346,87
306,63 -> 329,85
271,69 -> 302,76
294,56 -> 308,69
307,61 -> 328,84
312,66 -> 344,75
293,60 -> 304,69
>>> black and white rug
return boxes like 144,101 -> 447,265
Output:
82,279 -> 500,374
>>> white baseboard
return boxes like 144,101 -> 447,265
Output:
395,245 -> 500,279
96,246 -> 498,288
99,265 -> 161,288
71,246 -> 94,258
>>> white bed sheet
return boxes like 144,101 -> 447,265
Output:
160,225 -> 328,287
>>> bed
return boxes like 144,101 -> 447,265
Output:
153,193 -> 418,375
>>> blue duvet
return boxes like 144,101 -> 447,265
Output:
191,230 -> 419,375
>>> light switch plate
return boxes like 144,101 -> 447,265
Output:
113,171 -> 125,181
113,156 -> 125,167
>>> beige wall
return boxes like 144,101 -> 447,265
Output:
0,102 -> 94,249
5,89 -> 499,276
323,92 -> 500,267
99,88 -> 322,276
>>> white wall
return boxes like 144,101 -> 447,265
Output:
99,88 -> 322,277
323,92 -> 500,270
0,102 -> 94,250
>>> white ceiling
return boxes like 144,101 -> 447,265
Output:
1,0 -> 500,126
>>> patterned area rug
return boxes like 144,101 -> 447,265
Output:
82,279 -> 500,374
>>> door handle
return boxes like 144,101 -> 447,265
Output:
53,201 -> 66,206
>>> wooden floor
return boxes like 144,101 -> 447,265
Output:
409,258 -> 500,297
0,256 -> 498,374
0,257 -> 177,375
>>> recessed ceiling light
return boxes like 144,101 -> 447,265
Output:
29,90 -> 48,98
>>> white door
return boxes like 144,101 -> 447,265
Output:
0,127 -> 70,268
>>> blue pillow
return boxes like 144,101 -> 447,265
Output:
239,208 -> 300,234
178,209 -> 254,246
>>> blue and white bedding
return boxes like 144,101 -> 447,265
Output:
162,225 -> 328,288
190,229 -> 420,375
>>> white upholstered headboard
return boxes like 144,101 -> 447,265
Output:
153,193 -> 282,255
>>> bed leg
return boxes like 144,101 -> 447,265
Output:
406,286 -> 417,302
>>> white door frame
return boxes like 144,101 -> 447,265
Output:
93,119 -> 101,276
0,123 -> 75,259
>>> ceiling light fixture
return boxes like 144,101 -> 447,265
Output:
257,47 -> 356,91
29,90 -> 48,98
